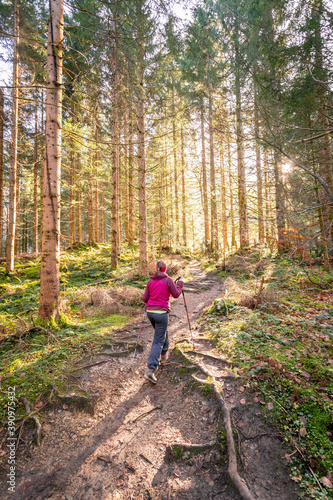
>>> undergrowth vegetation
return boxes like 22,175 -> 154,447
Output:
202,248 -> 333,499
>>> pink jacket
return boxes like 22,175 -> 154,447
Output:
142,273 -> 184,312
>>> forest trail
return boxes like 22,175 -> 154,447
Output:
3,264 -> 301,500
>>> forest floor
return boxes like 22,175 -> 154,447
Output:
0,246 -> 332,499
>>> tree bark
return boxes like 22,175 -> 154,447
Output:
0,88 -> 4,256
234,18 -> 248,247
200,105 -> 210,248
227,131 -> 236,248
172,87 -> 179,243
208,83 -> 218,254
33,98 -> 39,253
137,31 -> 148,275
87,161 -> 94,244
254,83 -> 264,243
69,149 -> 75,246
76,152 -> 82,243
6,0 -> 19,272
38,0 -> 63,319
273,124 -> 286,250
124,107 -> 130,241
110,18 -> 119,267
181,124 -> 186,247
219,140 -> 228,254
128,96 -> 135,245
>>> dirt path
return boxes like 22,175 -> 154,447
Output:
2,265 -> 302,499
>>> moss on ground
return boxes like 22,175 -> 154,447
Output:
201,251 -> 333,499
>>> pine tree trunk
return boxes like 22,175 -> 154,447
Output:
87,164 -> 94,244
208,86 -> 218,254
234,16 -> 248,247
69,150 -> 75,246
137,43 -> 148,275
227,131 -> 236,248
14,160 -> 20,255
254,84 -> 264,243
38,0 -> 63,319
116,125 -> 121,252
264,151 -> 271,244
172,88 -> 179,243
128,97 -> 135,245
39,90 -> 44,251
219,140 -> 228,254
200,105 -> 210,248
273,125 -> 286,251
33,99 -> 39,253
181,125 -> 186,247
0,88 -> 4,256
95,179 -> 99,243
110,20 -> 119,267
100,182 -> 104,243
77,152 -> 82,243
124,108 -> 130,241
6,0 -> 19,272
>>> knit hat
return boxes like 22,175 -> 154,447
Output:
156,260 -> 167,273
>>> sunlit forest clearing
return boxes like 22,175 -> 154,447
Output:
0,0 -> 333,498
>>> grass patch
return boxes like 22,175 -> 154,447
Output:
201,251 -> 333,499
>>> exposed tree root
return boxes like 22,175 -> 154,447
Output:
18,397 -> 41,448
129,405 -> 163,424
73,358 -> 114,371
97,350 -> 129,357
184,350 -> 234,365
177,345 -> 255,500
165,362 -> 198,370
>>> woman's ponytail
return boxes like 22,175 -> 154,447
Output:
155,260 -> 166,276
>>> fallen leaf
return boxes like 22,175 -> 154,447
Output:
20,372 -> 26,378
301,371 -> 310,378
267,402 -> 274,410
254,397 -> 259,403
259,400 -> 266,405
321,477 -> 333,489
285,453 -> 292,462
299,427 -> 307,437
299,417 -> 307,426
275,343 -> 281,348
292,476 -> 302,483
240,399 -> 246,405
173,468 -> 181,477
0,450 -> 8,457
62,404 -> 69,410
34,401 -> 43,409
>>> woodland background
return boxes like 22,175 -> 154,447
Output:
0,0 -> 332,287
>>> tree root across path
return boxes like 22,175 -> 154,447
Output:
177,345 -> 256,500
17,397 -> 42,448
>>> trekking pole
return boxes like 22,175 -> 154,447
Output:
175,276 -> 194,348
129,309 -> 146,369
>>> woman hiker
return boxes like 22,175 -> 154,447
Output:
142,260 -> 184,383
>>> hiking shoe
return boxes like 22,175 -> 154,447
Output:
144,369 -> 157,384
160,353 -> 167,365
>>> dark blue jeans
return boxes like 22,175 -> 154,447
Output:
147,312 -> 169,370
